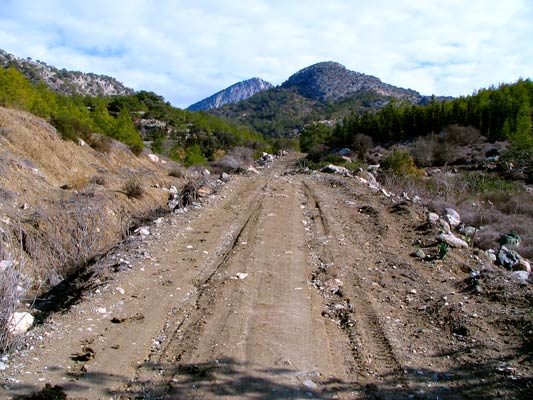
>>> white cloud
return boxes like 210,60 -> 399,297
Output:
0,0 -> 531,107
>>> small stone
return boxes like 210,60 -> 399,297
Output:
439,218 -> 451,233
323,278 -> 343,294
0,260 -> 15,271
96,307 -> 107,314
116,287 -> 125,295
409,289 -> 417,294
197,186 -> 213,197
235,273 -> 248,280
8,312 -> 34,335
427,212 -> 440,224
437,232 -> 468,248
303,379 -> 318,389
135,227 -> 150,236
444,208 -> 461,227
0,361 -> 7,371
411,249 -> 426,259
220,173 -> 230,182
511,271 -> 529,281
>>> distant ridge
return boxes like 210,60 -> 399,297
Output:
281,61 -> 423,103
187,77 -> 273,111
0,48 -> 134,97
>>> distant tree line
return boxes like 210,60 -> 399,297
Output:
328,79 -> 533,147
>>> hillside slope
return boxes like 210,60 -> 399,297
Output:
0,49 -> 133,97
0,107 -> 184,291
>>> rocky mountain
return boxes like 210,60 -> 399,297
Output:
187,77 -> 273,111
0,49 -> 134,97
208,61 -> 452,138
281,61 -> 423,103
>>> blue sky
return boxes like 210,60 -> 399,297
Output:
1,0 -> 531,108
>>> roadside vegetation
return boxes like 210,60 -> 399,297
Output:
301,79 -> 533,259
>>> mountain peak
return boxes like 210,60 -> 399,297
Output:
187,77 -> 273,111
282,61 -> 420,102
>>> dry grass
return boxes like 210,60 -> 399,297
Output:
380,170 -> 533,259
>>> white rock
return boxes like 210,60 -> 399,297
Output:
444,208 -> 461,227
357,171 -> 379,189
0,260 -> 15,271
95,307 -> 107,314
135,227 -> 150,236
247,166 -> 260,175
0,361 -> 6,371
381,188 -> 391,198
437,233 -> 468,248
512,271 -> 530,281
439,218 -> 451,233
147,153 -> 160,163
320,164 -> 349,175
235,272 -> 248,280
8,312 -> 34,335
116,287 -> 125,295
303,379 -> 318,389
427,213 -> 440,224
169,186 -> 178,194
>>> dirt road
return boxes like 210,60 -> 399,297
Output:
2,156 -> 531,399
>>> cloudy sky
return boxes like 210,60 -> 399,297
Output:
0,0 -> 531,108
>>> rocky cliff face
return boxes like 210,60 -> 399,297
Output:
281,61 -> 423,103
187,77 -> 273,111
0,49 -> 134,97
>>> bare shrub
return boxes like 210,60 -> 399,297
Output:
16,192 -> 105,288
210,146 -> 255,173
442,125 -> 481,146
122,178 -> 144,199
411,135 -> 438,167
169,167 -> 186,178
352,134 -> 373,161
178,179 -> 206,208
86,133 -> 112,153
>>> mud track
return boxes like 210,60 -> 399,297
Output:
2,156 -> 532,399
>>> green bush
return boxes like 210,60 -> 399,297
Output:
183,144 -> 207,167
323,154 -> 346,164
50,114 -> 92,142
382,149 -> 422,176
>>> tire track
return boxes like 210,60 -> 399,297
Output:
303,179 -> 402,381
122,181 -> 268,398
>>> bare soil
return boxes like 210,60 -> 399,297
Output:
1,155 -> 531,399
